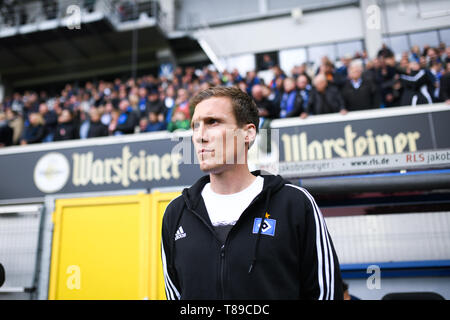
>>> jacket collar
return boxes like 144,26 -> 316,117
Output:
182,170 -> 286,212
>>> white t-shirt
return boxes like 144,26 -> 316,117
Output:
201,176 -> 264,227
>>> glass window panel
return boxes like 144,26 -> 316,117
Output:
409,30 -> 439,48
336,40 -> 364,59
439,28 -> 450,46
308,44 -> 336,66
279,47 -> 307,76
223,54 -> 256,75
388,34 -> 409,55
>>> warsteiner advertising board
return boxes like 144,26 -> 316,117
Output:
0,104 -> 449,202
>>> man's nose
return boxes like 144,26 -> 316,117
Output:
194,123 -> 207,143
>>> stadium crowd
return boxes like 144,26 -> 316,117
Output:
1,42 -> 450,148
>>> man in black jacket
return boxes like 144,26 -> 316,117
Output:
399,61 -> 434,106
0,112 -> 13,147
306,74 -> 345,115
439,61 -> 450,104
341,61 -> 380,111
54,109 -> 79,141
87,107 -> 109,138
251,84 -> 279,120
39,102 -> 57,142
114,98 -> 138,135
161,86 -> 343,300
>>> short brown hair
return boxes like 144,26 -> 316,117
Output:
190,86 -> 259,133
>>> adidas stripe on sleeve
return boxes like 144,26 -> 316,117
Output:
286,184 -> 338,300
161,240 -> 181,300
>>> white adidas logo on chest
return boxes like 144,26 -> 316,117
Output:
175,226 -> 187,241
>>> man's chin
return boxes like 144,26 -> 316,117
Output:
199,161 -> 226,174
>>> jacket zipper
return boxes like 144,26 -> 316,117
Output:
185,205 -> 225,298
184,192 -> 266,299
220,244 -> 225,299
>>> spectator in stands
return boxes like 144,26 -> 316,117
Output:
139,118 -> 148,133
237,80 -> 248,93
5,108 -> 24,145
39,102 -> 57,142
2,41 -> 448,149
279,77 -> 302,118
137,86 -> 148,119
375,55 -> 398,107
295,74 -> 311,119
377,43 -> 394,59
410,45 -> 421,63
291,63 -> 310,83
385,77 -> 403,108
399,61 -> 434,106
270,65 -> 286,87
145,111 -> 166,132
439,61 -> 450,104
78,110 -> 90,139
108,109 -> 120,135
429,61 -> 443,101
100,101 -> 114,127
252,83 -> 279,154
0,112 -> 13,147
20,112 -> 45,145
343,281 -> 360,300
163,85 -> 176,109
173,88 -> 191,121
319,57 -> 346,88
22,92 -> 40,122
128,90 -> 139,112
341,60 -> 380,111
251,84 -> 279,122
54,109 -> 79,141
87,107 -> 109,138
426,47 -> 441,67
245,70 -> 261,95
230,68 -> 243,84
260,54 -> 275,71
336,54 -> 353,79
306,74 -> 345,115
443,46 -> 450,64
147,88 -> 166,120
167,110 -> 190,132
10,92 -> 24,114
114,98 -> 138,135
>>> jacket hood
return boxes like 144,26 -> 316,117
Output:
182,170 -> 286,210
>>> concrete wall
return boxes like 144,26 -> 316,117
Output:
193,6 -> 364,57
189,0 -> 450,61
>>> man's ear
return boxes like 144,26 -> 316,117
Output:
244,123 -> 257,149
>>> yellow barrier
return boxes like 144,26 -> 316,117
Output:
48,191 -> 180,300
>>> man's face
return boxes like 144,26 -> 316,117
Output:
191,97 -> 251,173
348,65 -> 362,81
314,76 -> 327,92
119,100 -> 129,111
284,79 -> 295,92
251,85 -> 263,101
296,76 -> 308,90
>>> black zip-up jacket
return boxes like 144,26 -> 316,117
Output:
161,171 -> 343,300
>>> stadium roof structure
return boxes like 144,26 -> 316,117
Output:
0,0 -> 205,91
